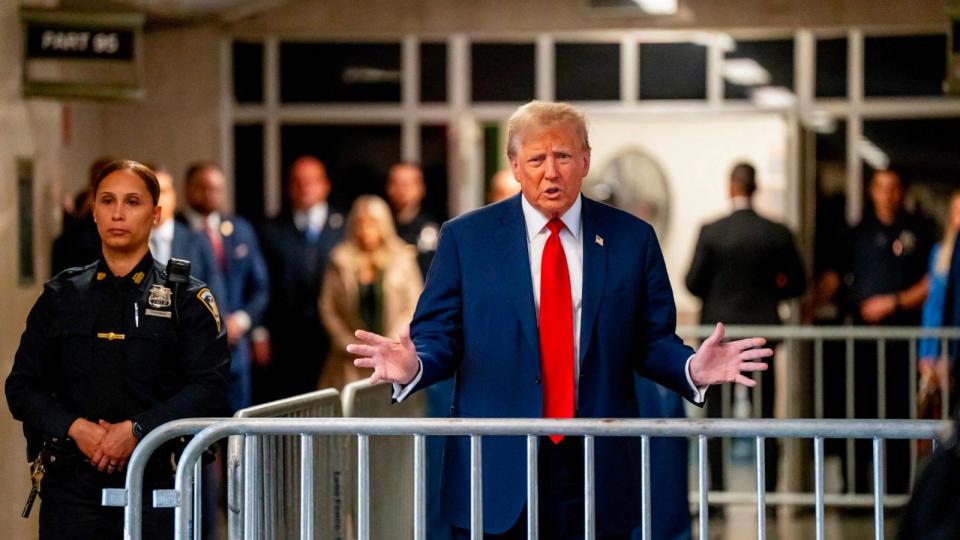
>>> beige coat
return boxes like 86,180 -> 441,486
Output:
318,241 -> 423,390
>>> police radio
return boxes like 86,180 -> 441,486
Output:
166,258 -> 191,284
166,258 -> 191,329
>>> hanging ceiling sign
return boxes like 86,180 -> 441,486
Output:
21,9 -> 145,101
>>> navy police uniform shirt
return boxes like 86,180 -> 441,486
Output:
834,212 -> 934,324
5,252 -> 230,466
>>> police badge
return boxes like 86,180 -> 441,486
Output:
148,284 -> 173,309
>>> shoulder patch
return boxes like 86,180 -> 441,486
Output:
196,287 -> 222,333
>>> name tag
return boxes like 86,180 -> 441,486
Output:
145,308 -> 172,319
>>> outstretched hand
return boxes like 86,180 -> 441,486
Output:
347,325 -> 420,385
689,323 -> 772,388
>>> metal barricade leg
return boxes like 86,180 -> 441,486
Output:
756,436 -> 766,539
814,437 -> 824,540
470,435 -> 483,540
845,337 -> 855,493
243,435 -> 260,540
873,437 -> 884,540
301,435 -> 314,540
414,434 -> 426,540
193,459 -> 202,540
698,435 -> 708,540
527,435 -> 538,540
583,436 -> 595,540
641,435 -> 651,540
358,434 -> 370,540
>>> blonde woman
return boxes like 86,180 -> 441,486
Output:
319,195 -> 424,390
918,190 -> 960,420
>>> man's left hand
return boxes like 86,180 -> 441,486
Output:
90,420 -> 138,474
689,323 -> 772,388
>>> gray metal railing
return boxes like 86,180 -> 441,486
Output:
108,417 -> 950,540
677,325 -> 960,502
227,389 -> 344,540
100,418 -> 220,540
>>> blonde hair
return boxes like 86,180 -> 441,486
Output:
935,190 -> 960,274
506,100 -> 590,159
344,195 -> 406,268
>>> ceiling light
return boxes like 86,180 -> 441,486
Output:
722,58 -> 770,86
857,137 -> 890,170
750,86 -> 796,108
631,0 -> 678,15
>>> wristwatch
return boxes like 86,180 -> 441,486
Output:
132,421 -> 145,441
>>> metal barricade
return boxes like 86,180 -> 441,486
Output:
226,389 -> 345,540
100,418 -> 220,540
676,325 -> 960,506
110,417 -> 949,540
341,380 -> 427,540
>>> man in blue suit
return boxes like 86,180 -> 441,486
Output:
259,156 -> 345,401
180,162 -> 270,412
149,168 -> 224,299
349,101 -> 772,538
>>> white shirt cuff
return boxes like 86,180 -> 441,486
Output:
231,310 -> 252,333
391,358 -> 424,402
685,354 -> 708,404
251,326 -> 269,342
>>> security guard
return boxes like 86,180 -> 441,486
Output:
5,160 -> 229,540
815,168 -> 935,495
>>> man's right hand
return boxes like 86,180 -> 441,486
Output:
347,326 -> 419,385
67,418 -> 107,460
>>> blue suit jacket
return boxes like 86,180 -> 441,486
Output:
409,194 -> 697,533
170,221 -> 225,302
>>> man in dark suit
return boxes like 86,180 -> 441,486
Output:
149,168 -> 224,299
348,101 -> 772,538
685,162 -> 806,492
386,161 -> 440,278
259,156 -> 344,401
180,161 -> 270,412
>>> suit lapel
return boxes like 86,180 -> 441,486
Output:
579,198 -> 607,364
497,196 -> 540,355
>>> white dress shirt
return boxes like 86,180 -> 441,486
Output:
395,194 -> 705,403
149,219 -> 175,265
294,203 -> 329,235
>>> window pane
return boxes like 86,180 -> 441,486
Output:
815,38 -> 847,98
471,43 -> 535,102
555,42 -> 620,101
813,121 -> 846,278
640,42 -> 707,100
864,35 -> 946,97
280,42 -> 401,103
421,125 -> 449,221
862,118 -> 960,187
420,42 -> 447,103
724,39 -> 794,100
234,123 -> 265,225
280,124 -> 402,211
233,41 -> 264,104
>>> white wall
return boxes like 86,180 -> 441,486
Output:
1,0 -> 75,536
587,112 -> 789,323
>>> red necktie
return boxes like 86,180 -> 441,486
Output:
539,217 -> 574,443
206,217 -> 226,272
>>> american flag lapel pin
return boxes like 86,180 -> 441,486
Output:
595,234 -> 604,247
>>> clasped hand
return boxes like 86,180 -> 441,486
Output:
67,418 -> 138,474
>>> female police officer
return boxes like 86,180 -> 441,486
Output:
5,160 -> 229,539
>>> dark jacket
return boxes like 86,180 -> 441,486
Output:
5,253 -> 230,462
686,208 -> 806,325
409,194 -> 697,533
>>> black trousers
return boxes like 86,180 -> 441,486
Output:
706,351 -> 778,492
823,339 -> 912,494
38,467 -> 173,540
452,436 -> 631,540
